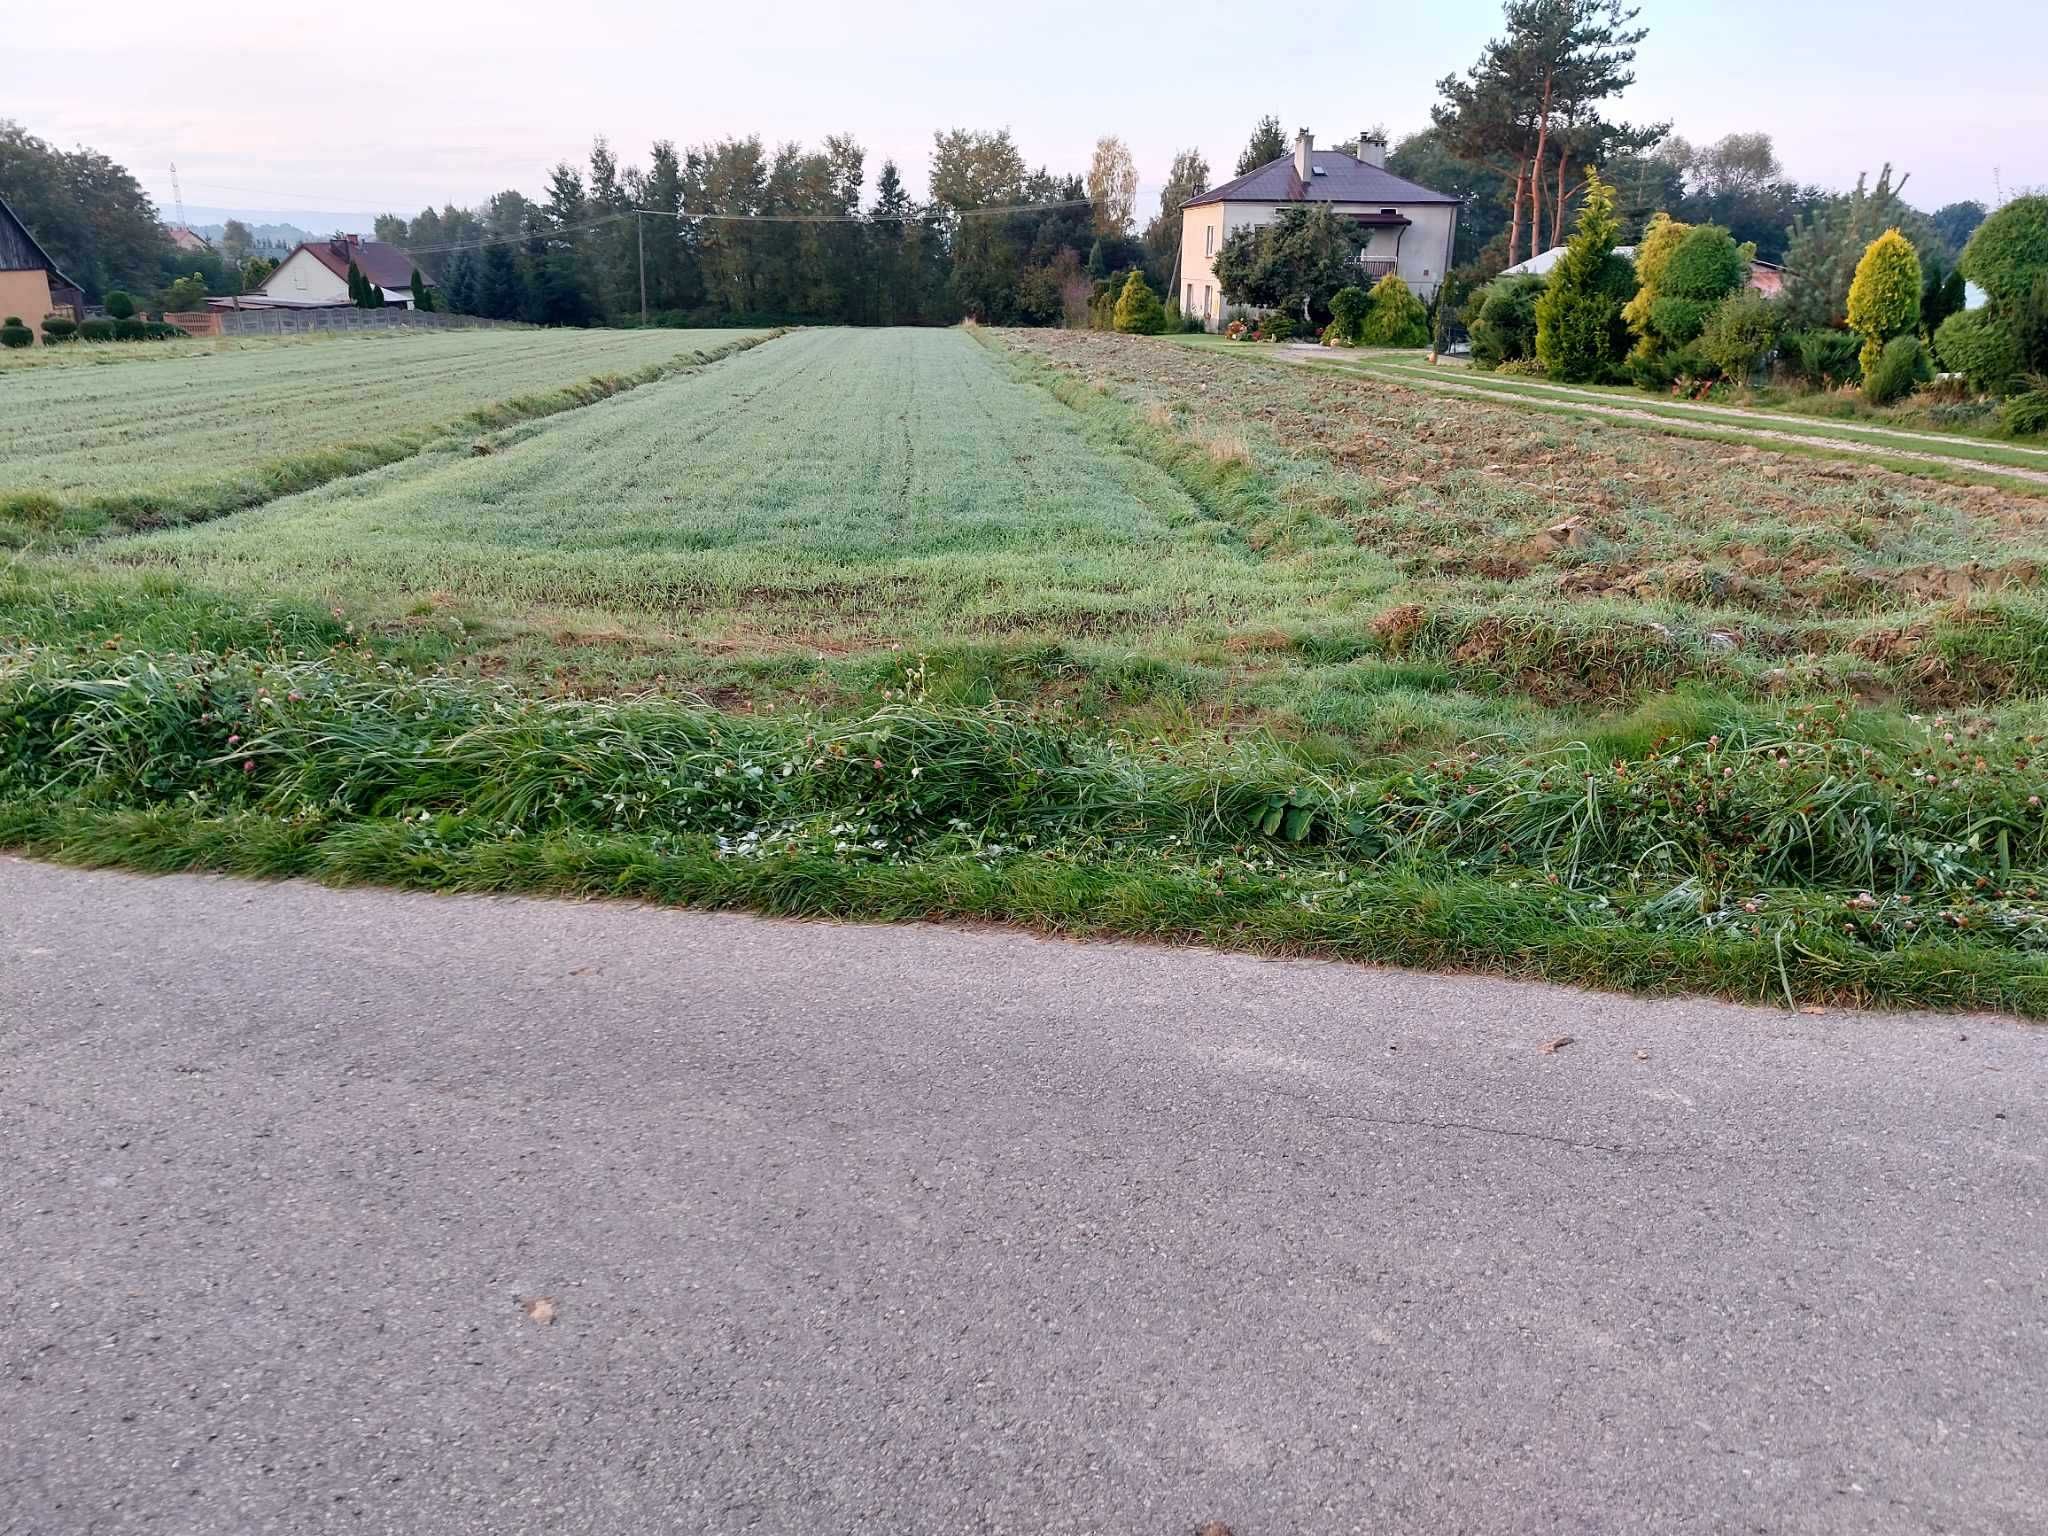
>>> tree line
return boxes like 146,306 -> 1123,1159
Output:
374,130 -> 1217,329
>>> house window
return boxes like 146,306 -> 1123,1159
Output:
1203,284 -> 1212,318
1186,283 -> 1194,313
1204,224 -> 1214,257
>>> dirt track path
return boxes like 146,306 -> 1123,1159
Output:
1268,348 -> 2048,490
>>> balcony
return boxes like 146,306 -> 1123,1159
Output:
1356,258 -> 1398,279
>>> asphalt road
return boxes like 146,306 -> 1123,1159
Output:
3,855 -> 2043,1535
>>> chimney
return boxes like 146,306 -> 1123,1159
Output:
1294,129 -> 1313,183
1356,131 -> 1387,169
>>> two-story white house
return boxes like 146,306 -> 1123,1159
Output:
1178,129 -> 1460,330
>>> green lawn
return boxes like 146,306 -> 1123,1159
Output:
1,326 -> 770,538
5,324 -> 2046,1015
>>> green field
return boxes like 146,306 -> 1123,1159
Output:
5,324 -> 2047,1014
0,326 -> 769,538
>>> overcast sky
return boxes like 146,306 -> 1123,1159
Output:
6,0 -> 2040,228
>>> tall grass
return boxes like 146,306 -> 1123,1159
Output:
6,646 -> 2044,1009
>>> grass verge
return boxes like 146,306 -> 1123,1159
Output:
5,642 -> 2044,1015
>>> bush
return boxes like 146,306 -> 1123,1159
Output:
1662,224 -> 1749,301
103,290 -> 136,320
1467,274 -> 1546,368
1328,284 -> 1370,344
1647,293 -> 1712,347
1958,196 -> 2048,310
77,318 -> 116,342
39,314 -> 77,341
1864,333 -> 1931,405
143,320 -> 190,340
112,317 -> 147,341
1933,310 -> 2022,395
1359,272 -> 1429,346
2001,379 -> 2048,436
1782,328 -> 1863,388
1111,271 -> 1166,334
1695,289 -> 1780,382
1847,229 -> 1922,378
1259,312 -> 1298,342
0,316 -> 32,349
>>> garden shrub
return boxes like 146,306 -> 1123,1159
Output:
1661,225 -> 1749,302
143,320 -> 190,340
1625,219 -> 1746,385
1111,271 -> 1166,334
2001,381 -> 2048,437
1359,272 -> 1429,346
1534,170 -> 1633,383
77,318 -> 115,342
1260,312 -> 1298,342
1648,294 -> 1712,347
0,316 -> 32,349
1933,310 -> 2021,395
1328,284 -> 1369,344
103,291 -> 136,320
1958,195 -> 2048,310
39,315 -> 77,341
1782,328 -> 1862,388
112,317 -> 147,341
1847,229 -> 1922,380
1864,333 -> 1931,405
1621,212 -> 1689,340
1694,289 -> 1780,382
1468,274 -> 1545,368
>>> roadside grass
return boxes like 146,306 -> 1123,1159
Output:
0,327 -> 775,542
3,644 -> 2043,1014
10,324 -> 2048,1013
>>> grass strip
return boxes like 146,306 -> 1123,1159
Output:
5,645 -> 2045,1014
2,330 -> 785,543
4,799 -> 2040,1017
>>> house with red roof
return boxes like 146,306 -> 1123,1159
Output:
249,233 -> 429,308
1178,129 -> 1460,331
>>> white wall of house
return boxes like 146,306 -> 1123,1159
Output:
259,249 -> 350,306
1178,199 -> 1458,331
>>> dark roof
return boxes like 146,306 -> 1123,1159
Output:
1185,149 -> 1457,209
286,235 -> 429,289
0,191 -> 82,292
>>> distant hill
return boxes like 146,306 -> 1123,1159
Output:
183,205 -> 378,248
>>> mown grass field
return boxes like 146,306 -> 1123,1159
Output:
5,324 -> 2047,1014
0,326 -> 770,540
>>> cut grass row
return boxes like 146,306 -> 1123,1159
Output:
1,327 -> 777,542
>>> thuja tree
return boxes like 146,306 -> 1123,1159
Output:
1534,167 -> 1634,382
1846,229 -> 1922,379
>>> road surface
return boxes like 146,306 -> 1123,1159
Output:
3,855 -> 2043,1534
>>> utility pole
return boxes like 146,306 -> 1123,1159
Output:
637,210 -> 647,324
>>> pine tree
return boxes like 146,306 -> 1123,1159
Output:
345,259 -> 367,307
410,268 -> 432,311
1236,116 -> 1288,175
1533,166 -> 1632,381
